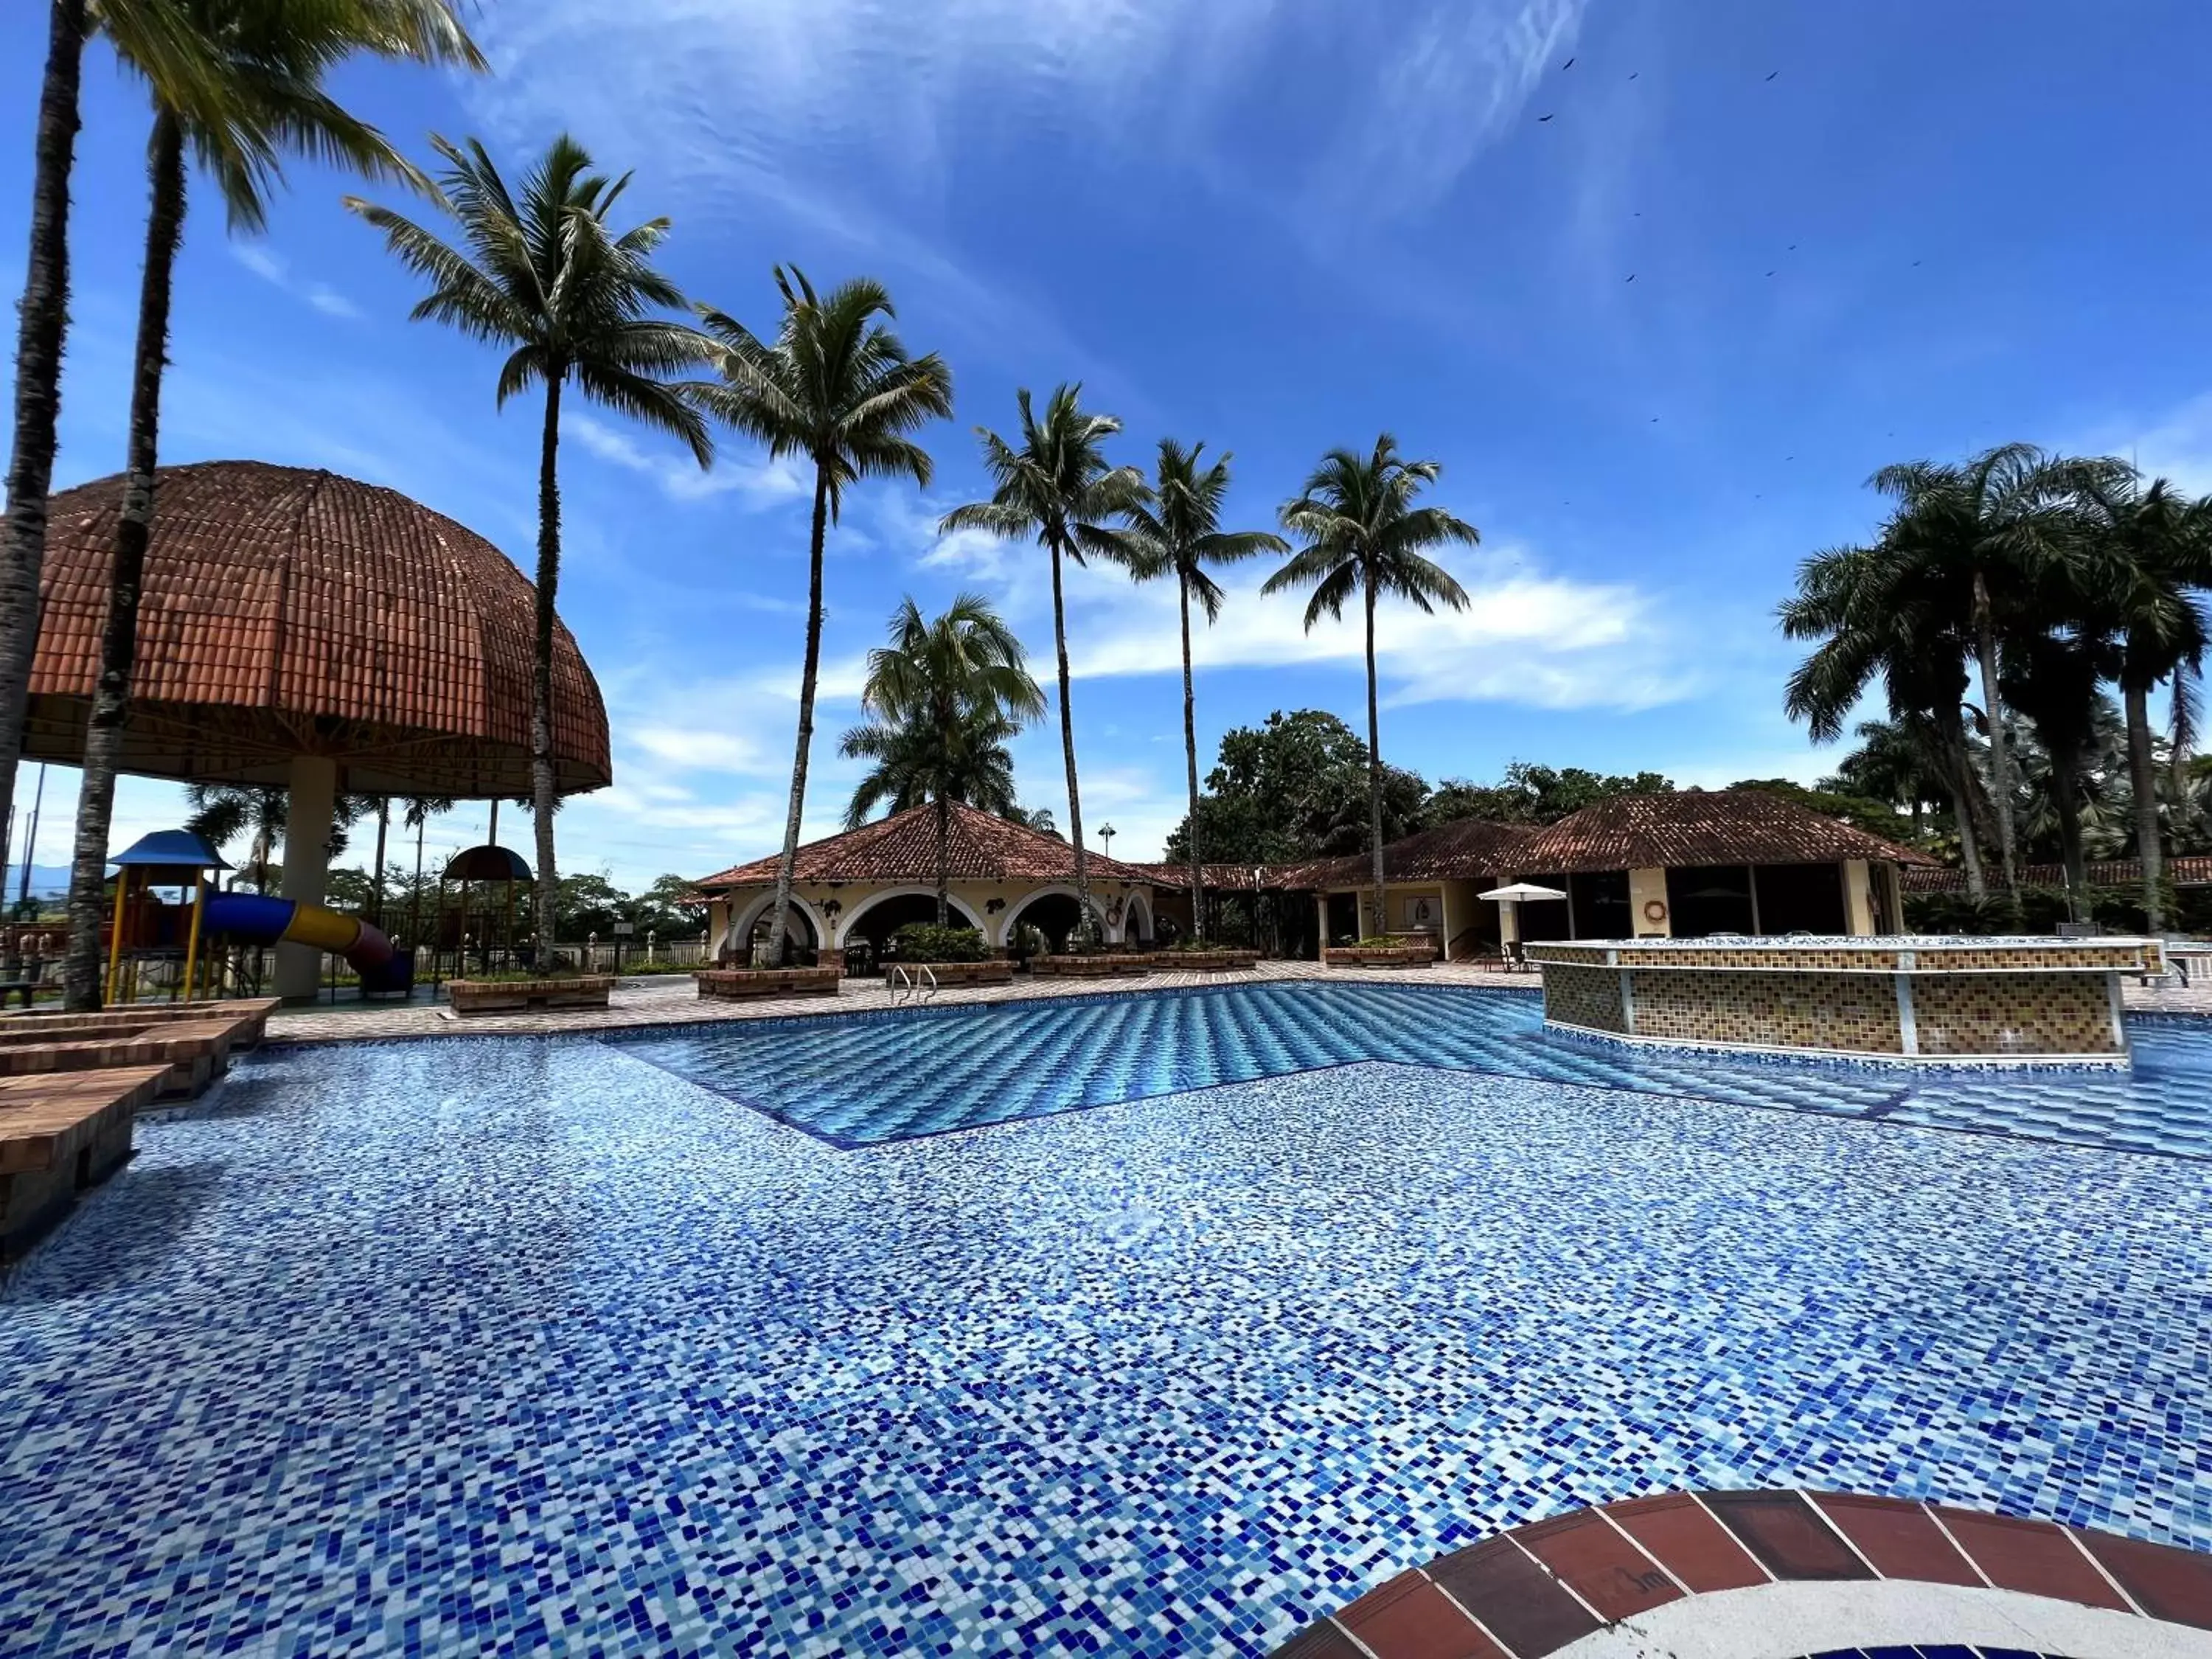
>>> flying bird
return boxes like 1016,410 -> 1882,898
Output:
1562,56 -> 1575,69
1766,271 -> 1775,276
1911,259 -> 1922,267
1765,70 -> 1779,80
1538,113 -> 1556,122
1628,72 -> 1639,80
1625,273 -> 1637,282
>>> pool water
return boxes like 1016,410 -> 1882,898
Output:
613,981 -> 2212,1158
5,993 -> 2211,1657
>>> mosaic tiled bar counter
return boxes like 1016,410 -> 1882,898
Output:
1525,936 -> 2163,1065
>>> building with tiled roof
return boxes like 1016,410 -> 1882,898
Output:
1902,854 -> 2212,893
693,801 -> 1162,959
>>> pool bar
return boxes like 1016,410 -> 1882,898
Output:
1526,935 -> 2163,1065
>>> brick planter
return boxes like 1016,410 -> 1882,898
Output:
1151,950 -> 1259,971
883,959 -> 1014,987
447,975 -> 616,1015
694,967 -> 841,1002
1323,946 -> 1433,970
1032,953 -> 1154,978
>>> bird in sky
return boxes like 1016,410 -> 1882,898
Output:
1562,56 -> 1575,69
1626,273 -> 1637,282
1628,72 -> 1639,80
1765,70 -> 1779,81
1538,113 -> 1556,122
1766,270 -> 1775,276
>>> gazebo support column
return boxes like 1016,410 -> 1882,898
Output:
276,754 -> 337,1002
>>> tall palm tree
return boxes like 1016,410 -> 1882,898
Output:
1828,717 -> 1951,841
1265,437 -> 1475,932
2004,629 -> 2117,917
401,793 -> 454,947
939,386 -> 1144,939
59,1 -> 483,1010
1867,444 -> 2123,900
349,133 -> 712,967
2073,471 -> 2212,930
1115,439 -> 1286,942
839,594 -> 1044,925
686,268 -> 952,964
1780,540 -> 1994,899
0,0 -> 238,868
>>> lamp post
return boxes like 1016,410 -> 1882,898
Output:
1099,823 -> 1116,860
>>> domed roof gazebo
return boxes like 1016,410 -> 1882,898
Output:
25,461 -> 612,997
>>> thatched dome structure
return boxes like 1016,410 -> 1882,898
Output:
24,460 -> 611,797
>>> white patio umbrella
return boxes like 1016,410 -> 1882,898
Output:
1478,882 -> 1568,965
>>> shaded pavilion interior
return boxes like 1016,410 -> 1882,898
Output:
25,462 -> 611,998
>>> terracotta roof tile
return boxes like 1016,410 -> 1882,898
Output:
1293,818 -> 1537,888
25,461 -> 610,797
1902,854 -> 2212,892
1514,789 -> 1934,874
695,801 -> 1161,889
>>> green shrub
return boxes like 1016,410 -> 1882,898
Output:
889,922 -> 990,963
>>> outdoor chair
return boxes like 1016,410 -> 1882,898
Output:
1503,940 -> 1531,974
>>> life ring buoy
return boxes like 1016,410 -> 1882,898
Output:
1643,898 -> 1669,924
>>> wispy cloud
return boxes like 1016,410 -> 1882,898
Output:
568,414 -> 808,506
1306,0 -> 1587,223
228,243 -> 363,320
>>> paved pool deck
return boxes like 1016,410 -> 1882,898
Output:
260,957 -> 2212,1045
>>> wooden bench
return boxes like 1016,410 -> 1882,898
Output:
0,1065 -> 168,1257
446,976 -> 616,1015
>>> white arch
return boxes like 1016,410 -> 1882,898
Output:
721,891 -> 828,956
998,883 -> 1113,947
1121,888 -> 1155,945
835,886 -> 988,947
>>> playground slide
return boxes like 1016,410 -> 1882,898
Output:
202,892 -> 394,972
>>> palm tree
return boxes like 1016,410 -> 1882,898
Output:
349,133 -> 712,968
686,269 -> 952,964
1265,437 -> 1475,932
1115,439 -> 1286,942
2004,629 -> 2116,917
0,0 -> 239,871
401,793 -> 454,947
184,783 -> 372,894
1867,444 -> 2124,900
2073,472 -> 2212,930
839,594 -> 1045,925
59,1 -> 482,1009
1781,540 -> 1995,899
939,386 -> 1144,939
1827,717 -> 1951,841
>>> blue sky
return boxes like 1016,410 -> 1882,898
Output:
4,0 -> 2211,888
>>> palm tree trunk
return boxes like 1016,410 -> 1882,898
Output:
1935,703 -> 1986,901
60,110 -> 184,1012
2124,680 -> 2165,931
1972,571 -> 2018,895
1179,571 -> 1203,944
1048,531 -> 1088,939
2053,748 -> 2088,922
1363,573 -> 1385,936
0,0 -> 85,863
768,463 -> 830,965
370,797 -> 389,925
410,811 -> 425,946
934,795 -> 950,926
528,375 -> 563,971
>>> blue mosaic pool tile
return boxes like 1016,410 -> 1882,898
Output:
3,1038 -> 2209,1656
608,981 -> 2212,1161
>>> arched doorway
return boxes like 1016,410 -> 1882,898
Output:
841,890 -> 988,967
1006,891 -> 1088,956
724,897 -> 820,964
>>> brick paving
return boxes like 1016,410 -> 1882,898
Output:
263,956 -> 2212,1046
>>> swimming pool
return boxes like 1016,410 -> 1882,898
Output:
4,990 -> 2209,1657
612,980 -> 2212,1158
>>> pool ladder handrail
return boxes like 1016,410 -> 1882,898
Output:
887,962 -> 939,1004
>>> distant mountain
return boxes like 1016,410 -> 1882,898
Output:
2,864 -> 73,900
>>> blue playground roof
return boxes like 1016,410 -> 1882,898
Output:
111,829 -> 231,871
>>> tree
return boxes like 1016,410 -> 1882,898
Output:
686,269 -> 951,963
1822,717 -> 1952,839
1780,539 -> 1997,899
1427,763 -> 1675,827
631,873 -> 706,937
400,793 -> 453,945
184,783 -> 372,892
60,0 -> 481,1010
1113,440 -> 1286,941
2072,471 -> 2212,929
1265,437 -> 1475,931
838,594 -> 1044,924
349,133 -> 711,971
1867,444 -> 2123,898
1162,709 -> 1427,866
940,386 -> 1144,941
1724,779 -> 1917,845
0,0 -> 240,880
